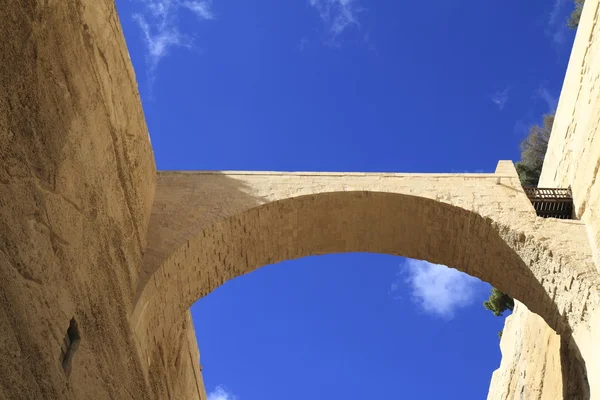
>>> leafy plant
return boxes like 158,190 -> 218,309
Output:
568,0 -> 585,29
484,288 -> 515,317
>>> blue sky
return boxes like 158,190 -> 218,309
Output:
115,0 -> 576,398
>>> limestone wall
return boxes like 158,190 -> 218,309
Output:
0,1 -> 206,399
153,311 -> 208,400
539,0 -> 600,269
488,0 -> 600,398
540,0 -> 600,394
487,302 -> 563,400
2,0 -> 599,399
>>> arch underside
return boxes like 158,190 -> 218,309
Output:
132,190 -> 599,369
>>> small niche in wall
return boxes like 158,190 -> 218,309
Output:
60,318 -> 80,377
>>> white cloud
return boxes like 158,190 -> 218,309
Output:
490,87 -> 510,110
298,36 -> 310,51
547,0 -> 566,27
208,385 -> 237,400
182,0 -> 215,19
535,85 -> 558,111
513,85 -> 557,136
391,259 -> 484,319
309,0 -> 362,42
132,0 -> 214,73
544,0 -> 570,46
513,118 -> 531,136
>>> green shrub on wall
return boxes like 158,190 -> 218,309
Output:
568,0 -> 585,29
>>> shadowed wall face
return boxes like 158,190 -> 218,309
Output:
0,1 -> 157,399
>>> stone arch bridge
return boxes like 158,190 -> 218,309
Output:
2,1 -> 600,398
131,160 -> 599,379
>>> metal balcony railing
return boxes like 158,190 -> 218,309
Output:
523,187 -> 574,219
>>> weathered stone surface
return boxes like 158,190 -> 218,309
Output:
1,0 -> 600,399
0,1 -> 157,398
132,163 -> 599,394
548,17 -> 600,388
488,301 -> 563,400
540,0 -> 600,272
487,1 -> 600,398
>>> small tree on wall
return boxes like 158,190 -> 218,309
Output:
568,0 -> 586,29
515,162 -> 540,187
515,112 -> 554,186
484,288 -> 515,316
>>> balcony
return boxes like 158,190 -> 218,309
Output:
523,187 -> 574,220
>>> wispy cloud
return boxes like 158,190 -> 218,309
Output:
132,0 -> 215,75
208,385 -> 237,400
182,0 -> 214,19
544,0 -> 570,46
548,0 -> 566,26
513,117 -> 532,136
490,87 -> 510,110
535,84 -> 558,111
390,259 -> 484,319
514,84 -> 558,136
309,0 -> 363,44
298,36 -> 310,51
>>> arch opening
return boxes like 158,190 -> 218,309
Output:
190,252 -> 506,399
